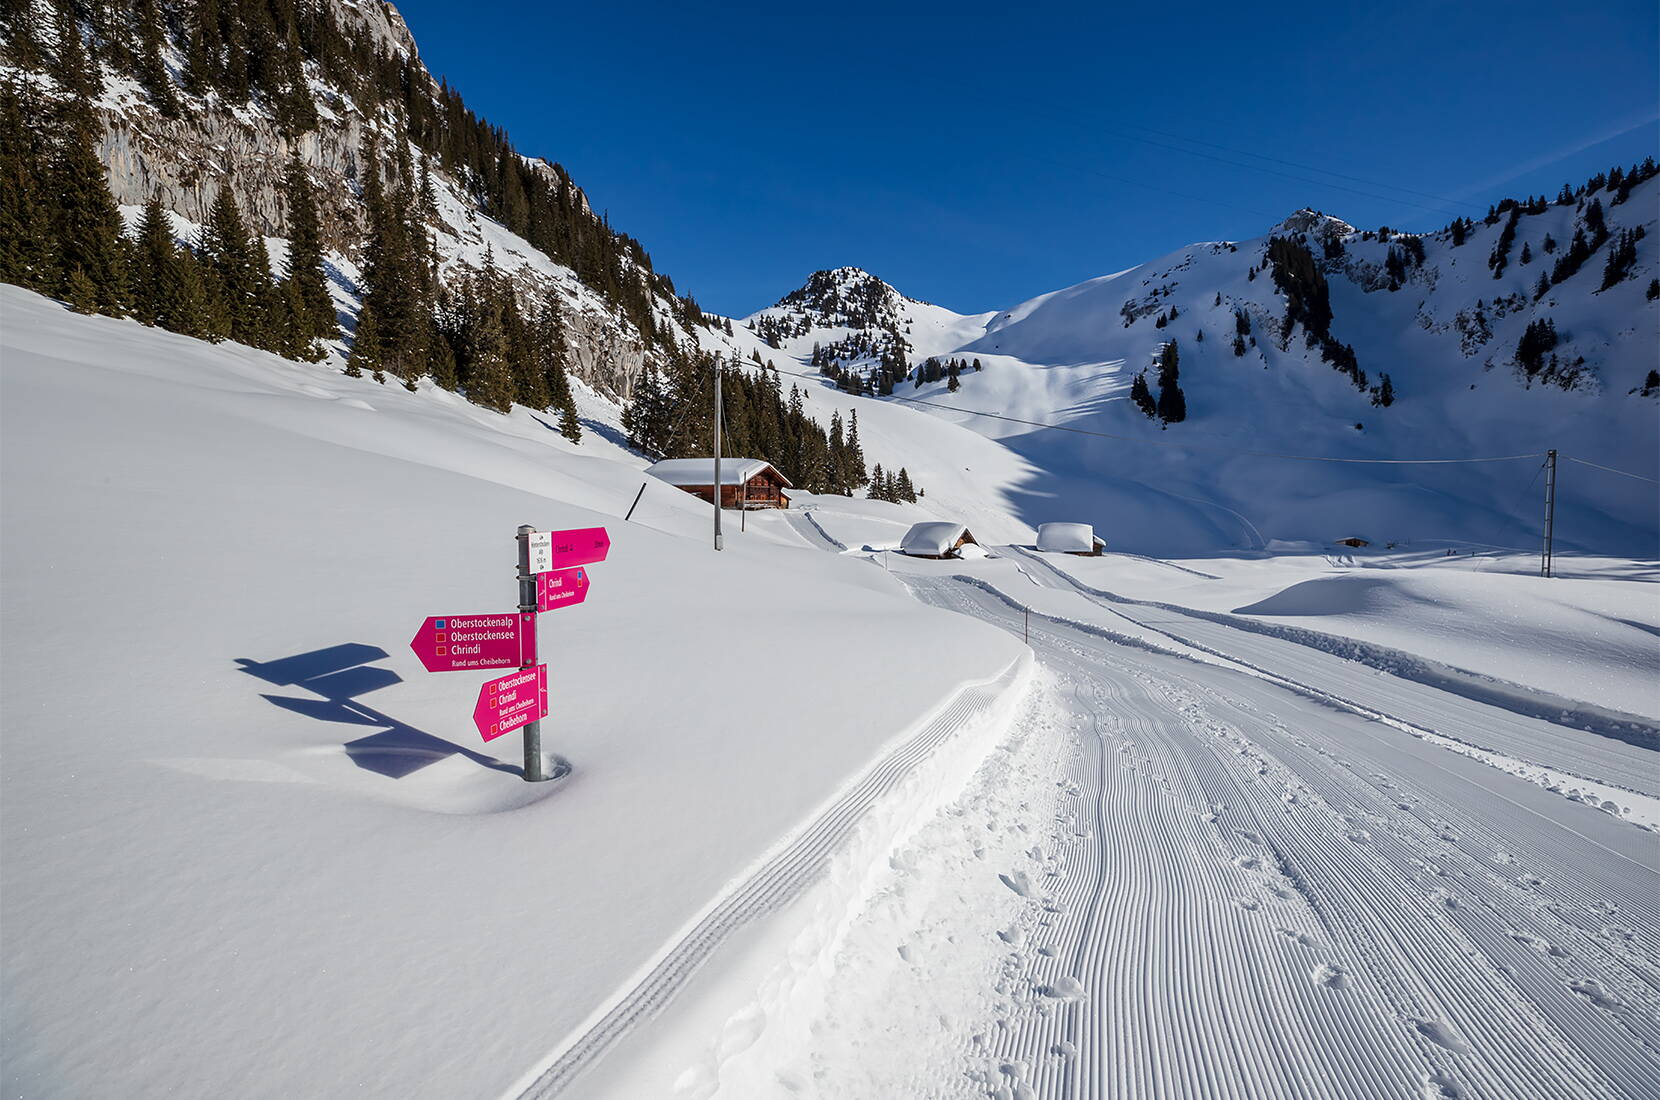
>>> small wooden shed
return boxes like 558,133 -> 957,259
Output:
900,522 -> 978,559
1334,536 -> 1370,548
1036,522 -> 1106,556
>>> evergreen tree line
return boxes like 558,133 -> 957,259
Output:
866,463 -> 919,503
1264,235 -> 1369,394
623,354 -> 922,499
1129,339 -> 1186,425
0,64 -> 333,360
915,356 -> 982,393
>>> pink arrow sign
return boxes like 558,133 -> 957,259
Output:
475,664 -> 548,742
409,613 -> 537,672
536,566 -> 591,613
528,527 -> 610,573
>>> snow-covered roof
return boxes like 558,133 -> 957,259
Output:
1036,522 -> 1102,553
901,522 -> 974,556
644,458 -> 792,488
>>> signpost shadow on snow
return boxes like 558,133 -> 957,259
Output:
236,644 -> 520,780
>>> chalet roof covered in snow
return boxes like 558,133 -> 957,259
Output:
901,521 -> 975,557
644,458 -> 792,488
1036,522 -> 1103,553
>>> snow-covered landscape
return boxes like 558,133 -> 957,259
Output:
2,1 -> 1657,1097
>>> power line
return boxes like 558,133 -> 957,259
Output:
1049,116 -> 1477,221
1110,121 -> 1483,212
1563,456 -> 1660,484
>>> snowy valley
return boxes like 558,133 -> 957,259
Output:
2,2 -> 1658,1099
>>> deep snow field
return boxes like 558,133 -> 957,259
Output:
3,285 -> 1658,1099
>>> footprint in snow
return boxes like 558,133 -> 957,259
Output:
1312,963 -> 1350,989
999,871 -> 1036,897
1277,927 -> 1315,948
1040,976 -> 1087,1001
1233,856 -> 1262,871
1346,830 -> 1371,844
1233,897 -> 1261,912
1236,829 -> 1262,844
1419,1069 -> 1465,1099
1409,1017 -> 1472,1056
1568,978 -> 1625,1012
998,926 -> 1025,947
1508,931 -> 1569,958
1430,889 -> 1458,910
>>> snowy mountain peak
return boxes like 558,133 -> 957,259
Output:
773,267 -> 914,326
1272,208 -> 1357,240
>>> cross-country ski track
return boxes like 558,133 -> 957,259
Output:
890,570 -> 1658,1099
511,542 -> 1658,1099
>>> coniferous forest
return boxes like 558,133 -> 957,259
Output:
0,0 -> 926,495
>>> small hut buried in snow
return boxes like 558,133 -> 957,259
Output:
1036,522 -> 1106,556
644,458 -> 792,509
1334,536 -> 1370,548
900,522 -> 979,559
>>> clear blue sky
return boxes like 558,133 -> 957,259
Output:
395,0 -> 1658,317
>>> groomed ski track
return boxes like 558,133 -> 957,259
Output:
511,656 -> 1031,1099
891,571 -> 1659,1099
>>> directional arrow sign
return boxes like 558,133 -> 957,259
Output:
475,665 -> 547,742
536,566 -> 591,613
528,527 -> 610,573
409,613 -> 537,672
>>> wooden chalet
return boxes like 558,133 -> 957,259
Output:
1334,536 -> 1370,548
645,458 -> 792,509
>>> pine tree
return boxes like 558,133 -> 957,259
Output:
896,467 -> 915,503
1155,340 -> 1186,424
0,85 -> 53,290
346,303 -> 380,378
197,184 -> 273,347
1129,371 -> 1157,418
281,155 -> 336,342
133,0 -> 181,118
49,89 -> 128,315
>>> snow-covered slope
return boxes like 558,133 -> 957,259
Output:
743,180 -> 1660,557
0,286 -> 1028,1098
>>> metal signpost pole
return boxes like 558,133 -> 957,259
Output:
517,525 -> 549,781
713,364 -> 724,552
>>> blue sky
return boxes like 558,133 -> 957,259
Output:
395,0 -> 1658,317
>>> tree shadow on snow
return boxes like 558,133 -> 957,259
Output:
236,644 -> 519,780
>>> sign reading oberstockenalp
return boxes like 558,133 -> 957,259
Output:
409,612 -> 537,672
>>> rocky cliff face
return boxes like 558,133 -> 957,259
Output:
59,0 -> 645,400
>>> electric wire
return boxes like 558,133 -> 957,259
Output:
1563,456 -> 1660,484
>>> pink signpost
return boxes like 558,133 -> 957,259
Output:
409,613 -> 537,672
535,566 -> 591,613
474,665 -> 548,742
527,527 -> 611,573
407,524 -> 605,782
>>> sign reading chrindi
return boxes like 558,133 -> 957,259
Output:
527,527 -> 610,573
536,567 -> 590,613
406,526 -> 607,782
